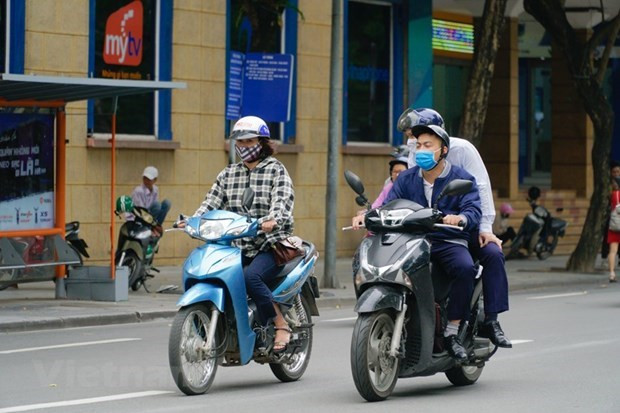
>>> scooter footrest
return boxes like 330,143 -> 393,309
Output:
151,267 -> 160,273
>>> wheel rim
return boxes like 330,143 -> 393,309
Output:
366,314 -> 398,393
125,255 -> 140,280
179,309 -> 216,388
279,300 -> 309,374
462,365 -> 480,377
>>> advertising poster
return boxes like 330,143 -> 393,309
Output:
0,113 -> 55,231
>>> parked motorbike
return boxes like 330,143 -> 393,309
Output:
0,223 -> 89,291
506,187 -> 568,260
115,200 -> 162,292
167,188 -> 320,395
344,170 -> 496,402
65,221 -> 90,264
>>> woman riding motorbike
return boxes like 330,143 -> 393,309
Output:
179,116 -> 295,352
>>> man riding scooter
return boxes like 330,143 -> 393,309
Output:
353,108 -> 512,349
399,108 -> 511,348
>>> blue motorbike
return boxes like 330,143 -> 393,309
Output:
167,189 -> 320,395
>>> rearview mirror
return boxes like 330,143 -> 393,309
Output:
242,188 -> 255,214
344,170 -> 370,209
434,179 -> 473,209
344,170 -> 365,195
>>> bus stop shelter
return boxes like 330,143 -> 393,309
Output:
0,73 -> 185,299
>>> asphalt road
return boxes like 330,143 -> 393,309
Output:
1,284 -> 619,413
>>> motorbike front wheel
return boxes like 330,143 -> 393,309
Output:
350,311 -> 399,402
168,303 -> 219,395
536,234 -> 559,260
269,295 -> 313,382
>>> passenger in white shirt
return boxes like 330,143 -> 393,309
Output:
397,108 -> 512,348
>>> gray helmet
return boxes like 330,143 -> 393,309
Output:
410,124 -> 450,150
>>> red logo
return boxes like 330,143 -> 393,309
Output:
103,1 -> 143,66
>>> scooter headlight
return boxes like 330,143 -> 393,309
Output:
379,208 -> 412,227
132,229 -> 152,240
199,219 -> 233,240
225,223 -> 249,237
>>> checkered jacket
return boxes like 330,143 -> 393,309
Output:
193,157 -> 295,257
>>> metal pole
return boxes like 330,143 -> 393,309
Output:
110,96 -> 118,280
323,0 -> 343,289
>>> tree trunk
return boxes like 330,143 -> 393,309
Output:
459,0 -> 508,146
566,87 -> 613,272
524,0 -> 617,272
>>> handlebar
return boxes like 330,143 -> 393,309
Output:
433,223 -> 464,231
342,224 -> 364,231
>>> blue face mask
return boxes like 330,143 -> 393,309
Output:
415,148 -> 440,171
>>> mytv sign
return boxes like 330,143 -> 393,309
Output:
103,0 -> 143,66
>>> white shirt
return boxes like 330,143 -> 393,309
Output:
408,137 -> 496,233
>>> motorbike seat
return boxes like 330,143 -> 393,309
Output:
65,221 -> 79,232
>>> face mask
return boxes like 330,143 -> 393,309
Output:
415,148 -> 441,171
235,142 -> 262,163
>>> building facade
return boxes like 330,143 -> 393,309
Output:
2,0 -> 618,266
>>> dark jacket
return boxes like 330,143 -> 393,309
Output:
383,162 -> 481,243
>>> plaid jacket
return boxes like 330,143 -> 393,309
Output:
193,157 -> 295,257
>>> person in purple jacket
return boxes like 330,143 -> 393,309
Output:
354,123 -> 481,362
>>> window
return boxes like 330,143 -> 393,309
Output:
0,0 -> 6,73
226,0 -> 298,142
1,0 -> 25,74
345,0 -> 403,145
88,0 -> 173,139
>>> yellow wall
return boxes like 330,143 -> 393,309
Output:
20,0 -> 389,266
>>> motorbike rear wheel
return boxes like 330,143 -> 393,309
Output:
120,251 -> 143,291
445,364 -> 484,386
350,310 -> 399,402
269,295 -> 313,382
168,303 -> 219,395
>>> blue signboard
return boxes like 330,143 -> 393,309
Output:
225,52 -> 294,123
225,51 -> 245,120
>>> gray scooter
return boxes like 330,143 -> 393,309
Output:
344,171 -> 497,402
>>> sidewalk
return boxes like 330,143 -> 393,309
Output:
0,255 -> 611,333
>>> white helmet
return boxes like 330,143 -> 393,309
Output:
230,116 -> 270,140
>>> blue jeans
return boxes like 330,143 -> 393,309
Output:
242,250 -> 283,326
148,199 -> 171,225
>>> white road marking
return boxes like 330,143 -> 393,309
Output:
510,339 -> 534,345
527,291 -> 588,300
0,391 -> 173,413
322,317 -> 357,322
0,338 -> 141,355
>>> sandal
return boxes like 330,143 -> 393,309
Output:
273,326 -> 292,353
610,274 -> 617,283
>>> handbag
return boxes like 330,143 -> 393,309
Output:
610,192 -> 620,232
273,236 -> 305,266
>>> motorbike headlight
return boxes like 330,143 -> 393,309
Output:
379,208 -> 412,227
133,229 -> 152,240
199,219 -> 233,240
225,223 -> 249,237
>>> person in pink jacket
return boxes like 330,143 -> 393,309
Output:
370,156 -> 408,209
